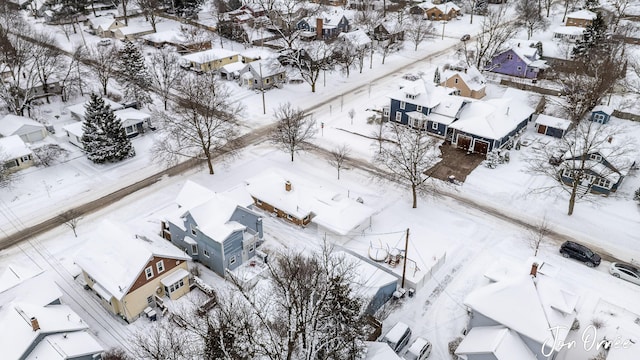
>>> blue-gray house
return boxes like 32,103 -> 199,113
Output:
297,12 -> 350,39
163,181 -> 263,277
590,105 -> 614,124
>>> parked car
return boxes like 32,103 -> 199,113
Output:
382,322 -> 412,353
97,38 -> 112,46
404,337 -> 432,360
402,73 -> 420,81
609,262 -> 640,286
460,34 -> 471,41
559,241 -> 601,267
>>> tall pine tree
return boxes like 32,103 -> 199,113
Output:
81,93 -> 134,163
117,41 -> 152,108
433,67 -> 441,84
572,12 -> 608,60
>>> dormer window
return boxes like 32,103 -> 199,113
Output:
590,154 -> 602,162
406,94 -> 417,100
507,54 -> 513,60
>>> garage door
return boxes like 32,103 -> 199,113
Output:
537,124 -> 547,135
474,140 -> 489,155
456,135 -> 472,151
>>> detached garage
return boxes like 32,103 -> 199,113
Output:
0,114 -> 48,143
534,114 -> 571,139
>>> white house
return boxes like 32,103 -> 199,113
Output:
0,114 -> 47,143
67,97 -> 124,122
0,135 -> 34,172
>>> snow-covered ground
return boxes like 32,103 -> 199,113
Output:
2,3 -> 640,359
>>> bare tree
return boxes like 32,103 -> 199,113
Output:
328,144 -> 351,180
120,0 -> 131,25
348,108 -> 355,125
293,42 -> 335,93
333,42 -> 356,78
253,0 -> 321,51
87,44 -> 119,95
132,320 -> 191,360
374,122 -> 441,208
407,15 -> 433,51
59,209 -> 82,237
32,31 -> 66,104
58,44 -> 88,101
526,120 -> 637,215
148,46 -> 183,110
611,0 -> 630,32
515,0 -> 549,40
152,73 -> 242,175
102,348 -> 132,360
353,6 -> 383,69
0,147 -> 19,189
377,39 -> 402,65
136,0 -> 161,31
269,102 -> 317,162
527,216 -> 550,256
562,0 -> 579,23
32,144 -> 70,167
472,6 -> 519,68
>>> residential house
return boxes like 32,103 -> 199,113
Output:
67,97 -> 124,122
337,29 -> 372,51
411,2 -> 461,21
590,105 -> 614,124
240,48 -> 273,63
219,61 -> 247,80
386,78 -> 458,130
85,16 -> 125,37
63,108 -> 152,148
141,29 -> 212,53
0,265 -> 105,360
372,19 -> 405,43
297,12 -> 350,40
75,220 -> 191,323
534,114 -> 572,138
565,9 -> 597,27
485,42 -> 548,79
425,95 -> 469,140
310,0 -> 347,6
456,260 -> 579,360
0,114 -> 47,143
340,251 -> 398,315
440,63 -> 487,99
238,58 -> 287,90
552,26 -> 586,43
0,135 -> 34,172
560,136 -> 636,195
245,169 -> 375,233
448,94 -> 534,154
163,181 -> 264,277
181,48 -> 241,72
113,24 -> 155,41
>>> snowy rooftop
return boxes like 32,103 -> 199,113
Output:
553,26 -> 586,35
592,105 -> 614,115
337,250 -> 397,300
0,135 -> 32,159
87,16 -> 119,30
62,121 -> 83,138
113,108 -> 151,127
66,97 -> 124,119
117,24 -> 154,36
25,331 -> 104,360
534,114 -> 572,130
338,29 -> 372,47
389,78 -> 457,109
464,263 -> 579,348
181,48 -> 240,64
417,1 -> 461,12
364,341 -> 402,359
0,114 -> 44,137
442,66 -> 486,92
450,97 -> 534,140
74,219 -> 190,301
455,326 -> 537,359
566,9 -> 597,20
245,58 -> 286,78
0,268 -> 61,307
141,28 -> 203,45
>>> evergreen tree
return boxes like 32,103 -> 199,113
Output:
174,0 -> 204,17
81,94 -> 112,163
572,12 -> 608,60
117,41 -> 152,107
584,0 -> 599,11
433,67 -> 441,84
534,41 -> 543,57
103,111 -> 134,161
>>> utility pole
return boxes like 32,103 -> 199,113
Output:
259,62 -> 266,115
401,228 -> 409,289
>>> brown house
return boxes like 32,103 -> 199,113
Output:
412,2 -> 461,21
565,9 -> 597,27
440,64 -> 487,99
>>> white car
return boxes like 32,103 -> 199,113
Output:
609,262 -> 640,286
404,337 -> 432,360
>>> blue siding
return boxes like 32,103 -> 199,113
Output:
425,121 -> 447,137
389,98 -> 432,125
365,281 -> 397,315
544,127 -> 564,138
229,208 -> 263,239
590,111 -> 610,124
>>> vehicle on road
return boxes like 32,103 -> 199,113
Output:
402,73 -> 420,81
404,337 -> 432,360
609,262 -> 640,285
460,34 -> 471,41
382,322 -> 412,353
559,241 -> 601,267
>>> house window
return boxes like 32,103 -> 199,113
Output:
454,78 -> 459,84
517,66 -> 522,71
229,255 -> 237,265
190,224 -> 196,236
593,178 -> 611,188
256,199 -> 263,205
395,111 -> 402,122
249,243 -> 255,252
400,101 -> 406,110
191,244 -> 198,255
507,54 -> 513,60
594,114 -> 605,121
590,154 -> 602,162
287,214 -> 293,220
562,169 -> 574,178
265,78 -> 270,84
156,260 -> 165,273
21,155 -> 31,162
168,279 -> 185,293
416,105 -> 423,112
203,249 -> 210,257
431,122 -> 438,130
147,295 -> 154,304
145,266 -> 153,280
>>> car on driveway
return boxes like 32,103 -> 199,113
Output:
404,337 -> 432,360
609,262 -> 640,286
559,241 -> 601,267
97,39 -> 112,46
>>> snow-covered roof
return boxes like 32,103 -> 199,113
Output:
25,331 -> 104,360
221,61 -> 246,74
74,220 -> 190,301
244,58 -> 286,78
186,193 -> 249,242
87,16 -> 119,30
502,40 -> 547,68
534,114 -> 572,130
62,121 -> 83,138
0,135 -> 32,159
455,326 -> 537,359
464,267 -> 579,349
337,29 -> 371,48
566,9 -> 597,20
141,29 -> 202,45
0,114 -> 45,137
432,95 -> 468,118
245,169 -> 376,234
66,97 -> 124,119
175,180 -> 216,209
417,1 -> 460,12
0,268 -> 61,308
450,97 -> 534,140
553,26 -> 586,35
388,79 -> 457,109
338,251 -> 397,300
592,105 -> 614,115
239,48 -> 274,61
113,108 -> 150,127
116,24 -> 154,36
364,341 -> 402,359
181,48 -> 240,64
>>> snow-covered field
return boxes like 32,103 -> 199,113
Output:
1,2 -> 640,359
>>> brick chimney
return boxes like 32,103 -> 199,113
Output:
316,18 -> 323,40
608,136 -> 613,143
30,317 -> 40,331
285,181 -> 292,192
530,262 -> 539,278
